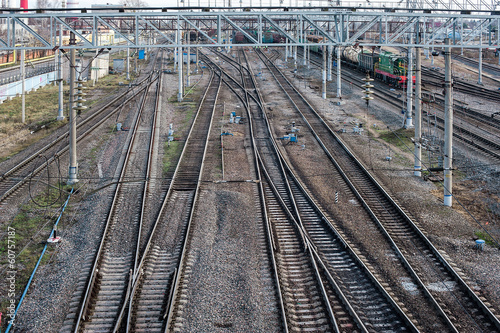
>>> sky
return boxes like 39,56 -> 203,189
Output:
74,0 -> 369,10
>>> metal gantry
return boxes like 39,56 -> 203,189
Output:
1,9 -> 500,51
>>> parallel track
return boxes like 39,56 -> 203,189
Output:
64,69 -> 161,332
0,74 -> 155,204
304,50 -> 500,160
258,48 -> 500,332
240,49 -> 417,332
110,67 -> 221,332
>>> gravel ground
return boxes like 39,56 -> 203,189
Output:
171,80 -> 281,332
2,57 -> 162,332
268,48 -> 500,318
3,46 -> 499,332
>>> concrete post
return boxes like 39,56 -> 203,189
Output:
336,46 -> 341,101
177,28 -> 183,102
285,38 -> 288,61
327,45 -> 332,81
414,45 -> 422,177
21,49 -> 25,123
405,39 -> 414,128
196,46 -> 199,73
478,47 -> 483,85
322,45 -> 327,99
187,30 -> 190,87
68,32 -> 78,184
294,43 -> 297,69
303,44 -> 307,66
126,45 -> 130,81
57,27 -> 64,120
307,46 -> 311,69
444,38 -> 453,207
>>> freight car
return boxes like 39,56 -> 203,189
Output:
307,40 -> 412,89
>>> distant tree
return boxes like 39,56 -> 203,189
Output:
120,0 -> 148,8
36,0 -> 58,8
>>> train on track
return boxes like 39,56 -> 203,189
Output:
306,35 -> 414,89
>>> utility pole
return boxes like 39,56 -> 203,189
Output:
68,32 -> 78,184
327,45 -> 332,81
187,28 -> 190,87
414,37 -> 422,177
336,45 -> 342,102
177,23 -> 183,102
21,48 -> 25,123
444,38 -> 453,207
57,25 -> 64,120
478,34 -> 483,85
405,35 -> 414,128
126,44 -> 130,81
322,44 -> 327,99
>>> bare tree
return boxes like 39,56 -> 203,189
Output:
120,0 -> 148,8
36,0 -> 58,8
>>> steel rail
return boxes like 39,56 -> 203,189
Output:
112,58 -> 165,333
334,66 -> 500,160
235,49 -> 289,332
110,67 -> 217,332
73,71 -> 159,332
163,65 -> 221,331
241,49 -> 408,332
259,48 -> 500,332
213,50 -> 340,331
0,74 -> 154,203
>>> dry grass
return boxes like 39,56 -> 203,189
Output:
0,84 -> 66,161
0,74 -> 130,162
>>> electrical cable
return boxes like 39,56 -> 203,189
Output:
388,125 -> 500,249
28,154 -> 62,208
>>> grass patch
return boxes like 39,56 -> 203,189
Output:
0,70 -> 134,162
474,230 -> 498,247
163,140 -> 183,174
378,128 -> 414,152
0,186 -> 68,326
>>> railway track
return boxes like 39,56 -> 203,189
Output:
452,53 -> 500,77
422,67 -> 500,102
304,49 -> 500,145
329,62 -> 500,161
238,49 -> 420,331
59,66 -> 162,332
0,74 -> 156,205
257,48 -> 500,332
105,66 -> 221,332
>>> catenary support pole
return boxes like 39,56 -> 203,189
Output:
336,46 -> 342,101
478,44 -> 483,85
21,48 -> 25,123
126,45 -> 130,81
178,27 -> 183,102
57,26 -> 64,120
322,45 -> 327,99
68,32 -> 78,184
414,44 -> 422,177
187,29 -> 190,87
444,38 -> 453,207
405,37 -> 414,128
327,45 -> 332,81
196,45 -> 199,73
